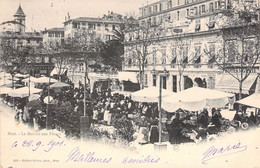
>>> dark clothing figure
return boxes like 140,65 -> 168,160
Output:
149,118 -> 159,144
248,113 -> 256,126
212,113 -> 221,128
169,114 -> 183,144
198,112 -> 209,128
233,113 -> 243,122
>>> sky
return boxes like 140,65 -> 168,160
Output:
0,0 -> 158,32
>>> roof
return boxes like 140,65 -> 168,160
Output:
46,27 -> 64,32
1,20 -> 25,26
64,17 -> 124,24
14,4 -> 26,17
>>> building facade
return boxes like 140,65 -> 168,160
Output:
63,12 -> 124,41
0,5 -> 54,76
42,27 -> 64,45
122,0 -> 260,94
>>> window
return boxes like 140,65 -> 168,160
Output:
159,3 -> 162,11
162,76 -> 167,89
153,75 -> 157,86
112,25 -> 116,30
144,74 -> 148,86
55,33 -> 59,37
194,7 -> 198,15
208,16 -> 215,29
209,3 -> 214,12
73,23 -> 77,28
27,39 -> 30,43
152,17 -> 157,26
226,41 -> 238,62
177,0 -> 180,5
154,5 -> 158,13
82,23 -> 86,26
97,23 -> 101,30
149,7 -> 152,14
177,11 -> 180,21
161,48 -> 167,64
201,5 -> 205,13
195,45 -> 201,57
168,1 -> 172,9
215,1 -> 221,9
199,6 -> 201,15
172,75 -> 177,92
195,19 -> 200,31
208,43 -> 216,64
61,33 -> 64,37
88,23 -> 94,29
186,9 -> 190,16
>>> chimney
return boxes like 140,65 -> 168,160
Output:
68,12 -> 70,20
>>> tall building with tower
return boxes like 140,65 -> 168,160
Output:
0,4 -> 54,76
13,4 -> 26,33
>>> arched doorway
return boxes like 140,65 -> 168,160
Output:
184,76 -> 193,89
194,77 -> 207,88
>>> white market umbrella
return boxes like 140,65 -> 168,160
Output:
34,76 -> 58,84
22,76 -> 38,83
8,87 -> 42,98
162,86 -> 234,112
236,93 -> 260,109
0,86 -> 13,94
162,91 -> 206,112
15,73 -> 29,78
0,79 -> 13,86
131,86 -> 176,103
49,82 -> 70,89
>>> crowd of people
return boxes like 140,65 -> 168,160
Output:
1,78 -> 260,145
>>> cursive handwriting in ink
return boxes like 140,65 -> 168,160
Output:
11,139 -> 65,152
202,141 -> 247,164
66,146 -> 112,163
121,155 -> 160,164
44,140 -> 64,152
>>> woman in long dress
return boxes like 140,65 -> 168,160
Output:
137,116 -> 149,144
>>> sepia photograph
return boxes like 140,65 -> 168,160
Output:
0,0 -> 260,167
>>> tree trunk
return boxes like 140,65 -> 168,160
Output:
178,74 -> 182,92
239,80 -> 243,111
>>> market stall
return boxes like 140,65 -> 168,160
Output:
162,86 -> 235,112
131,86 -> 176,103
8,87 -> 42,98
49,82 -> 71,89
236,93 -> 260,109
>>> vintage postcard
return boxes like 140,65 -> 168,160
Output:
0,0 -> 260,167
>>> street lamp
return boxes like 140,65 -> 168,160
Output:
154,67 -> 169,151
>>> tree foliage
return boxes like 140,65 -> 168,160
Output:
204,2 -> 260,100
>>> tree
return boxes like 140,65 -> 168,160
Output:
0,32 -> 41,74
100,30 -> 124,70
204,2 -> 260,101
169,36 -> 190,91
124,20 -> 162,89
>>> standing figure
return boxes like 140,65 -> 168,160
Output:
137,116 -> 149,144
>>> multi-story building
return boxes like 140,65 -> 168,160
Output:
61,12 -> 136,89
121,0 -> 260,94
42,27 -> 64,45
0,5 -> 54,76
63,12 -> 124,41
